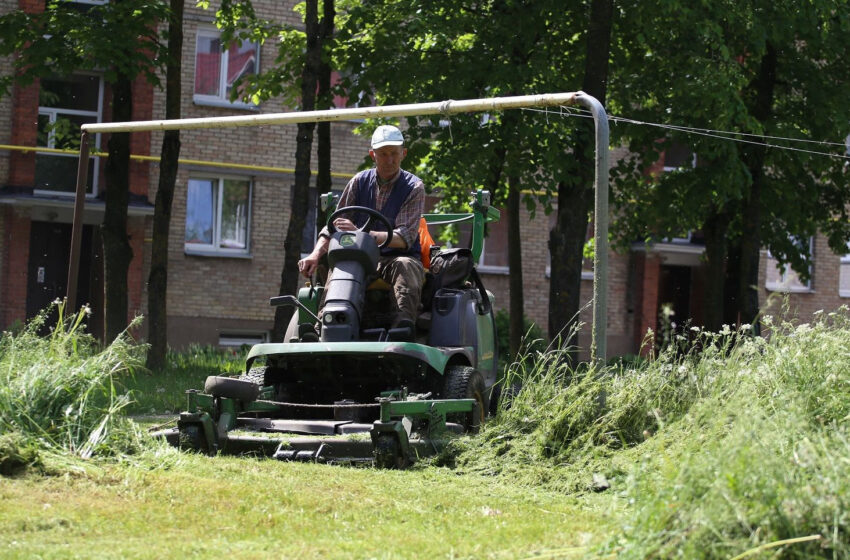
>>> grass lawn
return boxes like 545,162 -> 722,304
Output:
0,452 -> 615,559
2,304 -> 848,558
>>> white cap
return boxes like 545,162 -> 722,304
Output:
371,125 -> 404,149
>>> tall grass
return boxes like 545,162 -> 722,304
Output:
0,302 -> 146,470
456,310 -> 850,557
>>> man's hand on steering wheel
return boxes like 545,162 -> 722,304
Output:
327,206 -> 394,249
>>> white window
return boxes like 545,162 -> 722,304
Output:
194,28 -> 258,107
477,216 -> 509,273
185,177 -> 252,256
765,236 -> 813,293
839,242 -> 850,298
36,73 -> 103,195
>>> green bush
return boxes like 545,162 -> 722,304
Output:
494,308 -> 546,361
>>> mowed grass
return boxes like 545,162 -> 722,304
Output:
0,453 -> 613,559
2,301 -> 849,558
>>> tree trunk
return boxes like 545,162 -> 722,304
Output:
146,0 -> 183,370
101,74 -> 133,342
549,181 -> 593,346
507,177 -> 524,358
549,0 -> 613,358
315,0 -> 335,237
737,42 -> 777,333
272,0 -> 321,341
701,204 -> 731,332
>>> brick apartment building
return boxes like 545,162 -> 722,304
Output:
1,0 -> 847,360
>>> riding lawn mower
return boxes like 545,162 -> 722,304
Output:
155,190 -> 501,468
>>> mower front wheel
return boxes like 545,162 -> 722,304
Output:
442,365 -> 489,432
204,375 -> 260,403
374,433 -> 409,469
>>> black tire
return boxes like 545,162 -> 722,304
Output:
374,433 -> 408,469
239,366 -> 267,386
178,425 -> 206,452
283,313 -> 299,342
442,365 -> 489,432
204,375 -> 260,402
489,382 -> 521,416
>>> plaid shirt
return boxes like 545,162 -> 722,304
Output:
320,169 -> 425,249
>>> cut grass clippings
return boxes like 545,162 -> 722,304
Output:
2,302 -> 850,558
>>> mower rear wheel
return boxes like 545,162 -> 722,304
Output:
442,365 -> 488,432
204,375 -> 260,403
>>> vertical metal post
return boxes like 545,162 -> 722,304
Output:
575,93 -> 609,364
66,131 -> 90,313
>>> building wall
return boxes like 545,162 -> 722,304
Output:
145,0 -> 367,347
759,233 -> 848,322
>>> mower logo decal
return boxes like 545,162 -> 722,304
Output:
340,234 -> 355,247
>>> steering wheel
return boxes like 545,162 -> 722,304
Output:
327,206 -> 394,249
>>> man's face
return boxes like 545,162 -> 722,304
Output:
369,145 -> 407,179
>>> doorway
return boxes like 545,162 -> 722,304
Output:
26,222 -> 102,337
658,265 -> 692,331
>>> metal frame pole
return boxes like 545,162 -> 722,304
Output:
67,92 -> 609,359
66,131 -> 90,313
574,93 -> 610,364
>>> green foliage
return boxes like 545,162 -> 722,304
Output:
0,0 -> 171,96
610,0 -> 850,276
335,0 -> 589,208
494,308 -> 545,362
454,309 -> 850,557
0,302 -> 147,465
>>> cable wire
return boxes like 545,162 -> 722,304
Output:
520,106 -> 850,162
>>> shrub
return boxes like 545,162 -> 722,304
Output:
0,302 -> 146,464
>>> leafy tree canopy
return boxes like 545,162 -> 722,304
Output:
610,0 -> 850,276
0,0 -> 171,94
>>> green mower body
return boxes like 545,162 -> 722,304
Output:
157,190 -> 500,468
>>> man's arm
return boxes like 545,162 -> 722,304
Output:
299,176 -> 358,278
390,179 -> 425,250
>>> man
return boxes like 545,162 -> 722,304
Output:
298,124 -> 425,333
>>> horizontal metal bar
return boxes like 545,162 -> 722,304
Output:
81,92 -> 580,134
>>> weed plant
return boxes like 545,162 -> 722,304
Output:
455,310 -> 850,558
0,302 -> 146,470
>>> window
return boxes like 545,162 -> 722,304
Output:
765,236 -> 813,293
36,74 -> 103,194
219,331 -> 268,349
839,242 -> 850,298
194,28 -> 258,106
427,212 -> 509,273
185,177 -> 252,256
662,142 -> 696,171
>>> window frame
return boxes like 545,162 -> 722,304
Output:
35,72 -> 104,197
839,242 -> 850,298
765,236 -> 814,293
193,26 -> 259,108
184,175 -> 253,258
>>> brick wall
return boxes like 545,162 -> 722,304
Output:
141,0 -> 371,346
759,233 -> 849,321
0,207 -> 30,326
